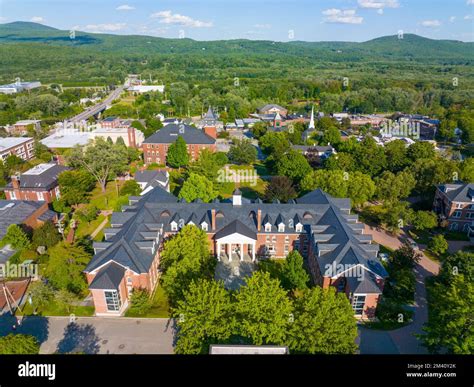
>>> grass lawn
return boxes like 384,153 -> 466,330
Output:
124,284 -> 170,318
74,214 -> 107,239
89,181 -> 125,211
19,301 -> 95,317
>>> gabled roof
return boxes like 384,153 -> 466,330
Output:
214,219 -> 257,240
0,200 -> 52,239
438,183 -> 474,202
143,123 -> 215,145
5,163 -> 69,191
89,262 -> 125,290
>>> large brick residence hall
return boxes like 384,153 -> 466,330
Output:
84,187 -> 387,318
142,123 -> 216,166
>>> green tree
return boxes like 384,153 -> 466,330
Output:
2,224 -> 30,250
69,138 -> 128,193
45,242 -> 91,294
120,180 -> 141,196
321,126 -> 341,145
384,140 -> 409,173
188,149 -> 227,181
259,132 -> 290,156
235,271 -> 292,345
128,288 -> 152,315
58,169 -> 96,206
353,136 -> 387,177
160,225 -> 214,306
28,282 -> 55,313
167,136 -> 189,168
281,251 -> 309,290
251,122 -> 268,139
428,234 -> 448,256
32,221 -> 61,248
412,211 -> 438,231
228,139 -> 257,165
175,279 -> 235,354
0,334 -> 39,354
264,176 -> 297,203
346,171 -> 376,207
288,287 -> 358,354
407,141 -> 436,161
274,150 -> 311,184
178,173 -> 217,203
375,170 -> 416,202
421,275 -> 474,354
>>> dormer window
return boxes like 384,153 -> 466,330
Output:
295,223 -> 303,232
170,221 -> 178,231
265,223 -> 271,232
201,222 -> 208,231
278,223 -> 285,232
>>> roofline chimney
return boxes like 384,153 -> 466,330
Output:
211,209 -> 216,231
257,209 -> 262,232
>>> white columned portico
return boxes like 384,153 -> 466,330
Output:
240,243 -> 244,261
217,241 -> 221,261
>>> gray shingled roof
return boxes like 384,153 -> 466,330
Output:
143,123 -> 215,145
438,183 -> 474,202
85,187 -> 385,294
89,262 -> 126,290
0,200 -> 50,239
4,163 -> 69,191
214,219 -> 257,240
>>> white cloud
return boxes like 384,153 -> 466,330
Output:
467,0 -> 474,5
377,9 -> 384,15
150,10 -> 213,28
30,16 -> 44,23
83,23 -> 127,33
421,19 -> 441,27
358,0 -> 399,9
465,14 -> 474,20
116,5 -> 135,11
449,16 -> 456,23
254,23 -> 272,29
322,9 -> 363,24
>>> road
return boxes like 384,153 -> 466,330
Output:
69,86 -> 124,122
0,316 -> 176,354
358,225 -> 440,354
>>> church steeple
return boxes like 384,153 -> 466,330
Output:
309,106 -> 315,129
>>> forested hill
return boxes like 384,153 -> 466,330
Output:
0,21 -> 473,63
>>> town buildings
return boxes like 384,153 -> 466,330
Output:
142,123 -> 216,165
433,182 -> 474,236
3,163 -> 69,202
84,187 -> 386,319
0,81 -> 41,94
6,120 -> 41,136
0,137 -> 35,161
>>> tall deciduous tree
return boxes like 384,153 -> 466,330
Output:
178,173 -> 217,203
175,279 -> 235,354
264,176 -> 297,203
228,139 -> 257,165
68,138 -> 128,192
288,287 -> 358,354
281,250 -> 309,291
235,271 -> 292,345
0,334 -> 40,354
167,136 -> 189,168
58,169 -> 96,206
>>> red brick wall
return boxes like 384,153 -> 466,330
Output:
5,188 -> 57,203
142,143 -> 216,165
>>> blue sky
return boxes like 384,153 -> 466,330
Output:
1,0 -> 473,41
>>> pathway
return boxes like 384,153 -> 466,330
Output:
359,225 -> 440,354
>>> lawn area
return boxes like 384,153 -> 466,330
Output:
74,214 -> 107,239
19,301 -> 95,317
125,284 -> 170,318
89,181 -> 125,211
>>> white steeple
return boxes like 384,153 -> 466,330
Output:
309,106 -> 315,129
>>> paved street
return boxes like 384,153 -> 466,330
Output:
359,225 -> 440,354
0,316 -> 176,354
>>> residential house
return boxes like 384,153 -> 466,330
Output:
3,163 -> 69,202
0,200 -> 57,239
134,170 -> 170,194
258,104 -> 288,117
84,187 -> 386,319
0,137 -> 34,162
6,120 -> 41,136
433,182 -> 474,236
142,123 -> 216,165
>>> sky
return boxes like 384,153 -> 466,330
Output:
0,0 -> 473,42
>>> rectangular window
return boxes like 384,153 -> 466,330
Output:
104,290 -> 121,312
452,211 -> 462,218
37,191 -> 44,201
352,294 -> 366,316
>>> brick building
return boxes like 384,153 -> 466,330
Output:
0,137 -> 34,162
3,163 -> 69,203
433,182 -> 474,236
142,123 -> 216,165
84,187 -> 387,319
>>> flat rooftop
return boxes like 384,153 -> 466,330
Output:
41,131 -> 91,148
0,137 -> 33,151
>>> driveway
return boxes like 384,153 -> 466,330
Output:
360,226 -> 440,354
0,316 -> 176,354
